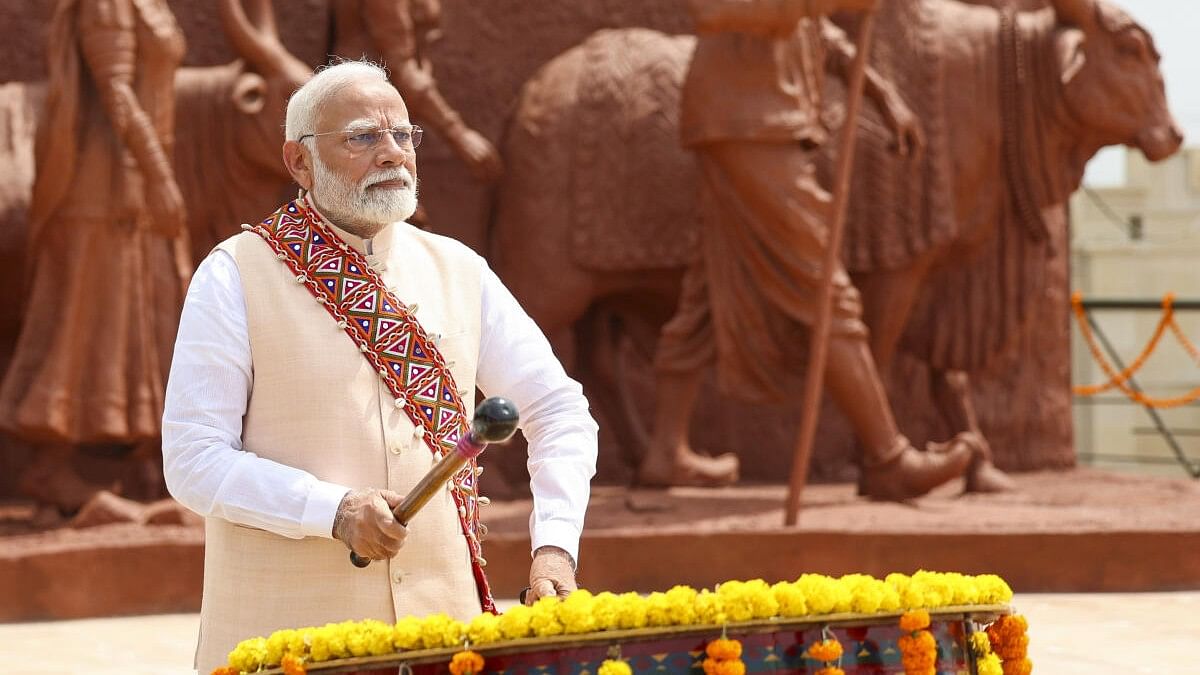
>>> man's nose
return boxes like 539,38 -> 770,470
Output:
375,134 -> 409,165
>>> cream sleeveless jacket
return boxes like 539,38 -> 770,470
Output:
196,217 -> 483,673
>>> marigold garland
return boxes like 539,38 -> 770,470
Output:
280,654 -> 306,675
448,649 -> 485,675
703,636 -> 745,675
807,637 -> 843,662
214,572 -> 1014,673
897,610 -> 937,675
814,669 -> 846,675
598,658 -> 633,675
986,614 -> 1033,675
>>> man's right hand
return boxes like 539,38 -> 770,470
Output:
332,488 -> 408,560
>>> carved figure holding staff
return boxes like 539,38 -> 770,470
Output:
161,61 -> 596,673
641,0 -> 981,498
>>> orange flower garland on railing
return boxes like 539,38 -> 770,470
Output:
448,649 -> 485,675
897,610 -> 936,675
986,614 -> 1032,675
1072,291 -> 1200,408
280,654 -> 307,675
702,636 -> 745,675
806,630 -> 844,675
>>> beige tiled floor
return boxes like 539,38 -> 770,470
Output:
0,593 -> 1196,674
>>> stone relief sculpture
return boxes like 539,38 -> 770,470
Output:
490,0 -> 1182,491
0,0 -> 313,522
0,0 -> 189,516
330,0 -> 503,182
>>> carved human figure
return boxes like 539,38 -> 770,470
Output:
0,0 -> 189,514
639,0 -> 996,497
330,0 -> 503,182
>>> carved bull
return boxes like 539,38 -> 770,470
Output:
489,0 -> 1183,466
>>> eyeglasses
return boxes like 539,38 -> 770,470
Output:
298,125 -> 424,153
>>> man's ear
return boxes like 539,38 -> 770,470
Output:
283,140 -> 314,192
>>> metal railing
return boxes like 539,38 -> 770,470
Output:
1073,297 -> 1200,478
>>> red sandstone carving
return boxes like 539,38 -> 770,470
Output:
330,0 -> 503,182
490,0 -> 1182,490
0,0 -> 313,517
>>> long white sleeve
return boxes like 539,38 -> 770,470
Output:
475,260 -> 598,565
161,251 -> 349,539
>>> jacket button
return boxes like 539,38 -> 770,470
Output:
392,569 -> 404,584
390,445 -> 402,455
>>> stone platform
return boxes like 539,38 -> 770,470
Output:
1,468 -> 1197,621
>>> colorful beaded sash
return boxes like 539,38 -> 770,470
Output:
245,197 -> 495,613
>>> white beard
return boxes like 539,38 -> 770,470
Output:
310,152 -> 418,231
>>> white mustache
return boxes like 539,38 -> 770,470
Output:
363,167 -> 414,190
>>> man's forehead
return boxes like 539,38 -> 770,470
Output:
318,80 -> 409,130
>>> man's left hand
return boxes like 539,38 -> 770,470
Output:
526,546 -> 577,604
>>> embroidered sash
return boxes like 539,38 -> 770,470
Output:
245,196 -> 495,613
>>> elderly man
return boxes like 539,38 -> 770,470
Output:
162,61 -> 596,672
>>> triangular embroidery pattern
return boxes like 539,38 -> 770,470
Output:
246,196 -> 494,613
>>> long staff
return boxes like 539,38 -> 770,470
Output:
784,12 -> 877,526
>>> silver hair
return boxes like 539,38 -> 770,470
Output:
284,60 -> 390,141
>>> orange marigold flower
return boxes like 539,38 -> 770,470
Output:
1002,657 -> 1033,675
210,668 -> 239,675
281,654 -> 307,675
807,638 -> 844,663
702,658 -> 746,675
815,668 -> 845,675
705,637 -> 743,661
449,649 -> 486,675
899,609 -> 931,633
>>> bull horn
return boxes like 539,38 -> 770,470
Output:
218,0 -> 310,82
1051,0 -> 1096,30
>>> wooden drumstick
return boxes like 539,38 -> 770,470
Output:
350,396 -> 519,568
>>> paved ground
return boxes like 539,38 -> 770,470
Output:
1,592 -> 1196,674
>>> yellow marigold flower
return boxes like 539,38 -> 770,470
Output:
529,597 -> 565,637
466,613 -> 503,646
421,613 -> 465,649
664,585 -> 700,625
448,649 -> 485,675
974,575 -> 1015,604
795,574 -> 849,616
717,579 -> 778,622
839,574 -> 887,614
591,591 -> 622,631
695,589 -> 727,626
702,657 -> 746,675
597,658 -> 633,675
645,591 -> 673,627
970,631 -> 993,657
228,636 -> 268,673
705,637 -> 743,660
771,581 -> 807,617
394,616 -> 424,650
281,653 -> 307,675
977,653 -> 1003,675
558,589 -> 598,634
616,591 -> 649,630
498,604 -> 534,640
899,609 -> 931,632
807,638 -> 843,662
